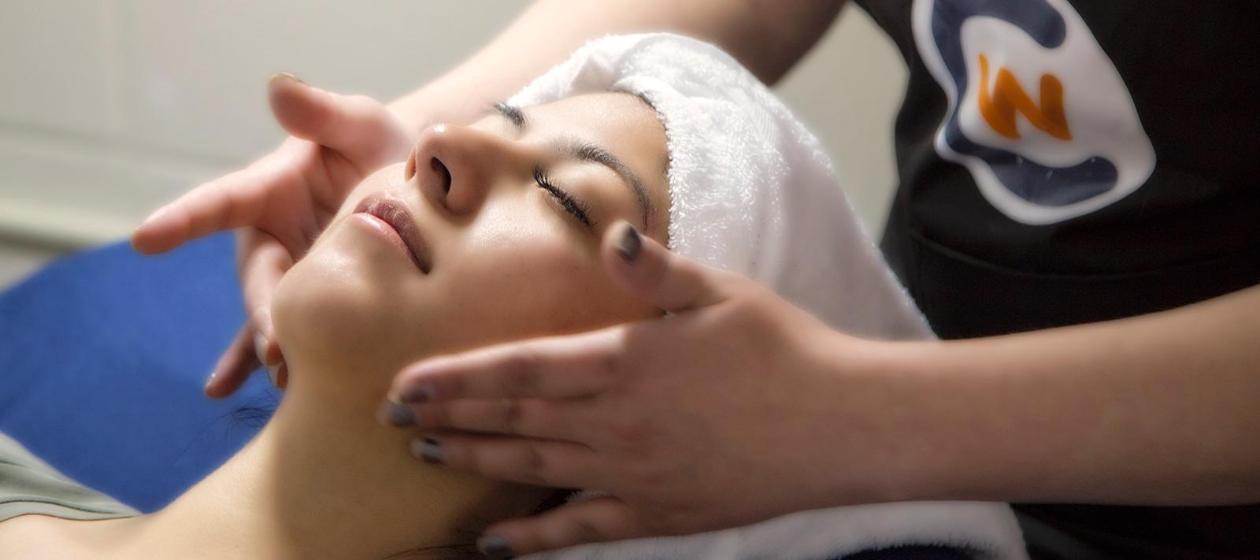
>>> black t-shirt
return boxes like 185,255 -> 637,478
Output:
853,0 -> 1260,558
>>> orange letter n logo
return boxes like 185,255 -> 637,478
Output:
977,53 -> 1072,141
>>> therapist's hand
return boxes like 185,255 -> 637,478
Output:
383,223 -> 916,556
132,74 -> 414,397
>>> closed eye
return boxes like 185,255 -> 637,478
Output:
533,166 -> 593,228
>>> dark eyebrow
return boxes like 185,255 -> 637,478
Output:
562,140 -> 653,230
493,102 -> 525,128
492,102 -> 653,231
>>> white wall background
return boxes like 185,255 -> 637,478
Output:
0,1 -> 905,286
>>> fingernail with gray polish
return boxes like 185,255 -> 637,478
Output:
411,437 -> 445,465
379,401 -> 416,427
477,535 -> 514,559
616,224 -> 642,262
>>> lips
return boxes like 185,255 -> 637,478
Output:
353,194 -> 432,274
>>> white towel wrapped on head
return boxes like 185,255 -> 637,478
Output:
510,33 -> 930,341
511,33 -> 1026,559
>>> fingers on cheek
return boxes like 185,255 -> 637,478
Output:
411,399 -> 530,434
421,435 -> 566,488
423,435 -> 512,478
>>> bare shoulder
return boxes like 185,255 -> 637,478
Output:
0,514 -> 64,559
0,514 -> 113,560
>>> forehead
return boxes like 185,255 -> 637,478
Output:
528,92 -> 663,151
519,93 -> 671,238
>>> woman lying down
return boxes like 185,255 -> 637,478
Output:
0,34 -> 1026,559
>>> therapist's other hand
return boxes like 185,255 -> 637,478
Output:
384,222 -> 899,556
132,74 -> 414,397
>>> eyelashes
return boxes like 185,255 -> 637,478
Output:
533,166 -> 593,228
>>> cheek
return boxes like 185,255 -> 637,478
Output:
429,215 -> 643,347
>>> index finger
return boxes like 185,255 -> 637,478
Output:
390,327 -> 625,403
130,143 -> 303,255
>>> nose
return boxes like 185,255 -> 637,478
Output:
405,123 -> 527,217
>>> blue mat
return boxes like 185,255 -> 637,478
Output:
0,233 -> 275,512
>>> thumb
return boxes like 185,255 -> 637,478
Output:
266,73 -> 411,170
601,221 -> 732,313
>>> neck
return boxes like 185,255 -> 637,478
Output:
112,359 -> 548,560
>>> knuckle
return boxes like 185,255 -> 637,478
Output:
456,440 -> 488,473
500,399 -> 525,433
598,329 -> 639,385
559,515 -> 605,545
460,445 -> 485,473
638,509 -> 674,534
438,373 -> 466,400
344,94 -> 380,117
656,507 -> 698,535
516,442 -> 549,486
501,352 -> 544,395
222,186 -> 250,223
636,461 -> 670,489
596,349 -> 622,381
607,417 -> 651,450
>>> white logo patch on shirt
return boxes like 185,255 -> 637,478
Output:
912,0 -> 1156,224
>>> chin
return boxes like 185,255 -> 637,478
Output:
271,221 -> 431,392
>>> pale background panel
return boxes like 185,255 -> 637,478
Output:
0,1 -> 905,289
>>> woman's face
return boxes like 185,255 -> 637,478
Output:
272,92 -> 669,398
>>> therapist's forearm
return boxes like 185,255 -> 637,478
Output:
887,284 -> 1260,506
387,0 -> 845,128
